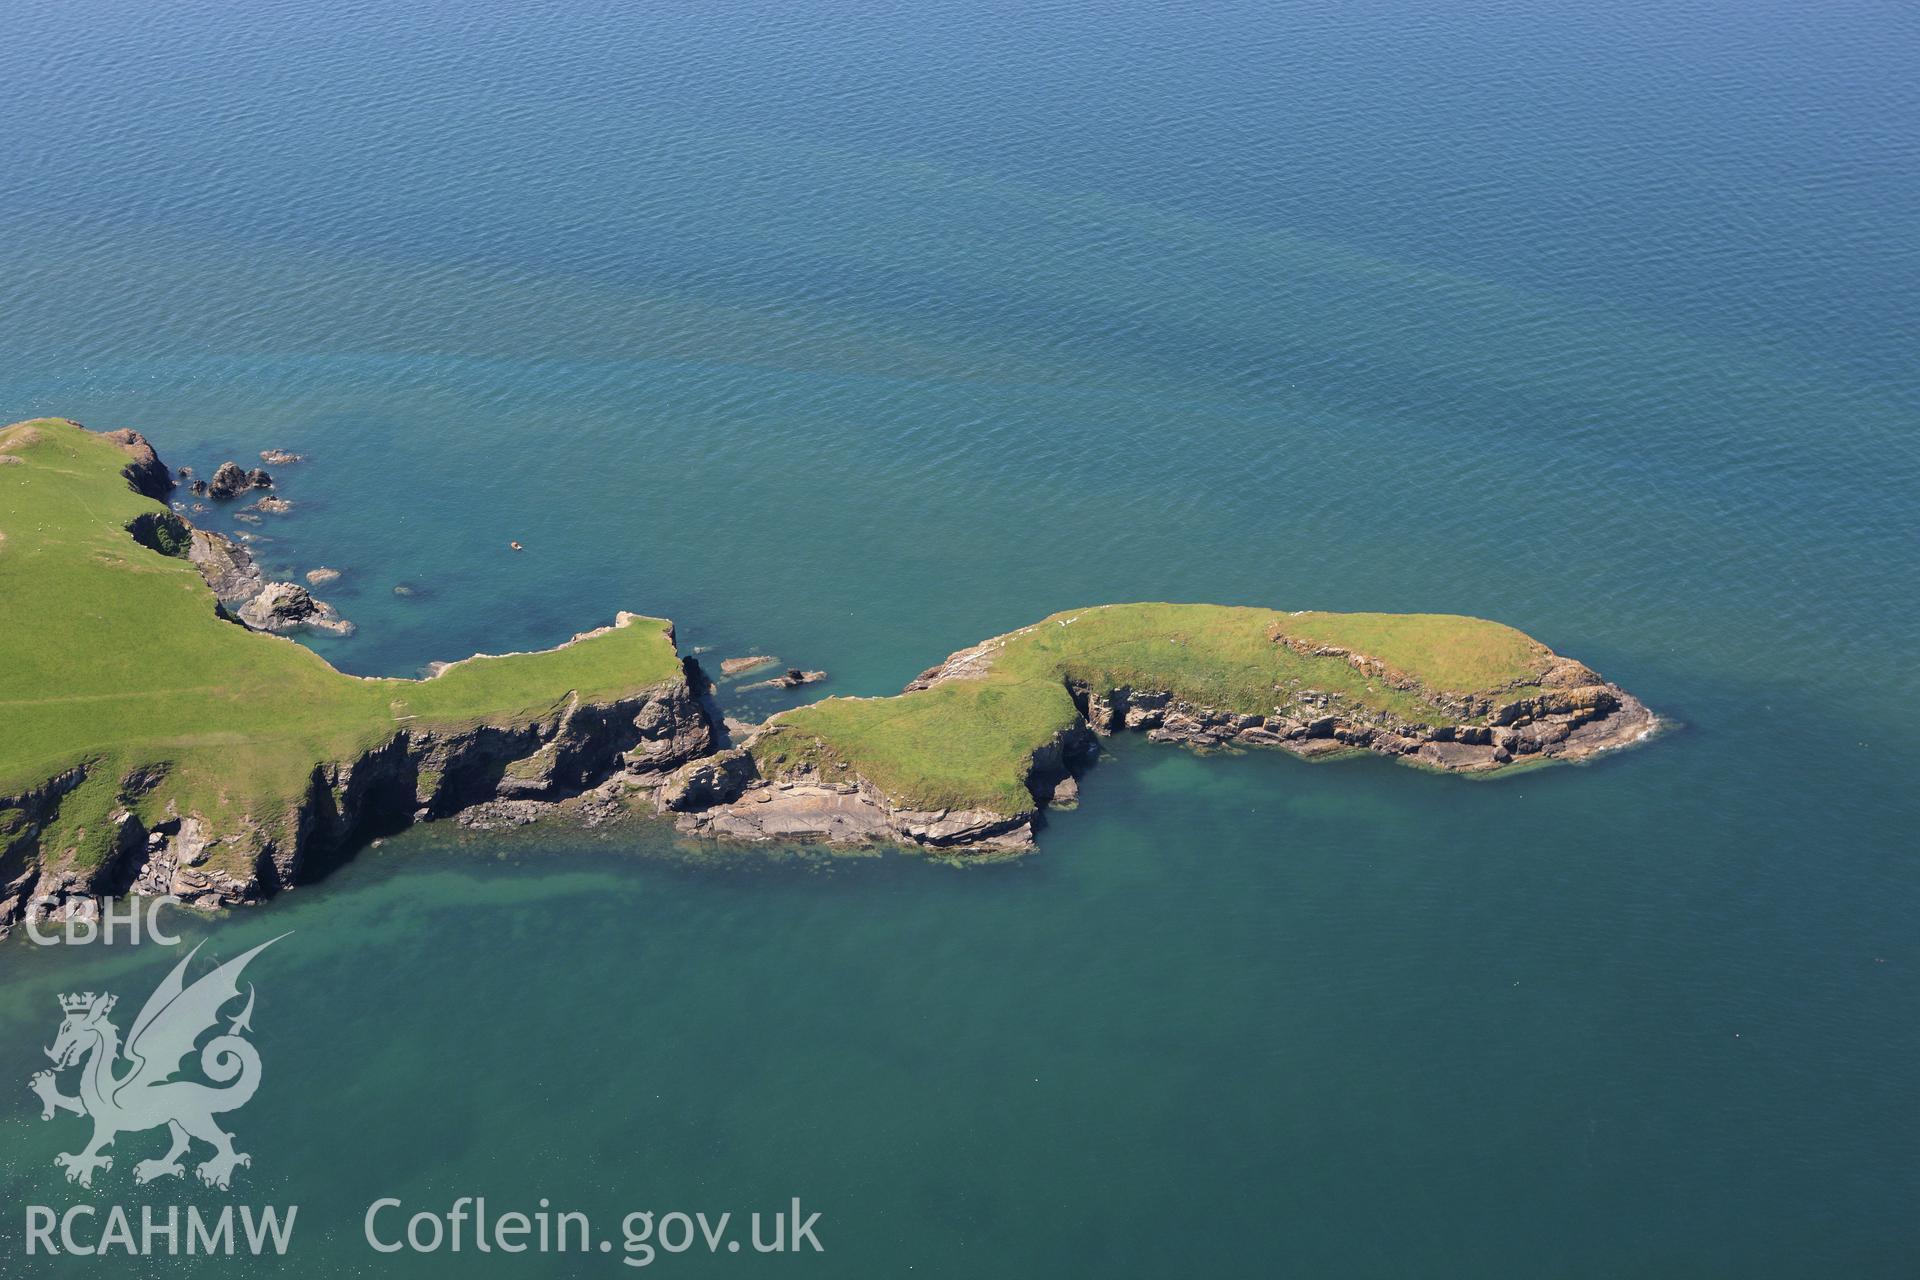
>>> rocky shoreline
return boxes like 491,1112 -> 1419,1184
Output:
111,423 -> 359,640
664,721 -> 1093,854
0,421 -> 1661,934
11,618 -> 1659,930
656,638 -> 1657,855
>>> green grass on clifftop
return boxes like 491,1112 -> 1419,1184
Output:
752,603 -> 1564,815
753,678 -> 1084,815
0,419 -> 684,877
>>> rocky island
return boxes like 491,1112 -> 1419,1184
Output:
0,419 -> 1656,932
675,602 -> 1655,850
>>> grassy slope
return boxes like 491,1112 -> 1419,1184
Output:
753,603 -> 1561,814
0,420 -> 682,874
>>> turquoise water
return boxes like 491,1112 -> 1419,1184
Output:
3,0 -> 1918,1274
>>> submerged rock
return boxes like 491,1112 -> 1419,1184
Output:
260,449 -> 303,465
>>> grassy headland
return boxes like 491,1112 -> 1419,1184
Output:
0,419 -> 685,888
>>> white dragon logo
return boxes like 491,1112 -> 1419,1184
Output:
28,935 -> 284,1190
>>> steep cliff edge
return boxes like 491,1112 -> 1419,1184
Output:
0,419 -> 712,932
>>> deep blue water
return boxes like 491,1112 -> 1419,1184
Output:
2,0 -> 1918,1275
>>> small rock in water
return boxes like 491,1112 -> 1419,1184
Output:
233,512 -> 263,525
251,496 -> 292,515
207,462 -> 249,499
393,584 -> 416,597
306,567 -> 341,585
207,462 -> 273,498
740,668 -> 829,692
720,655 -> 778,676
260,449 -> 303,465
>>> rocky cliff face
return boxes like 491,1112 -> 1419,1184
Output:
1073,676 -> 1655,772
669,722 -> 1096,853
100,427 -> 174,501
1,672 -> 715,932
185,527 -> 267,603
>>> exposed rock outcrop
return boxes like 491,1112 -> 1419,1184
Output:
188,528 -> 267,603
676,778 -> 1044,852
739,668 -> 828,692
675,722 -> 1096,853
237,582 -> 354,636
181,521 -> 353,637
207,462 -> 272,499
656,748 -> 758,812
207,462 -> 249,498
1071,678 -> 1656,773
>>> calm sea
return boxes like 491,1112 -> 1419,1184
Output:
2,0 -> 1917,1274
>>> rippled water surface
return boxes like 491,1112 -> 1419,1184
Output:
2,0 -> 1918,1274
